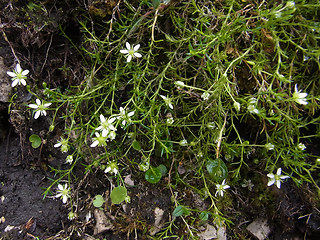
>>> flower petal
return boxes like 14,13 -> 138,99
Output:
133,44 -> 140,51
36,99 -> 41,105
34,110 -> 41,119
134,52 -> 142,58
90,140 -> 99,147
54,143 -> 62,148
276,168 -> 282,175
267,179 -> 275,186
276,180 -> 281,189
28,104 -> 38,109
127,55 -> 132,63
11,79 -> 19,87
120,49 -> 129,54
16,64 -> 22,73
125,42 -> 131,50
20,79 -> 26,86
7,71 -> 16,77
22,70 -> 29,75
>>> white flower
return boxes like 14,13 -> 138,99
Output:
267,168 -> 290,189
90,132 -> 108,147
28,99 -> 52,119
160,95 -> 173,109
234,101 -> 241,112
105,162 -> 118,175
247,97 -> 259,114
215,179 -> 230,197
54,137 -> 69,153
241,179 -> 254,191
56,184 -> 71,204
174,81 -> 185,88
118,107 -> 134,126
120,42 -> 142,63
247,105 -> 259,114
96,114 -> 117,137
179,139 -> 188,146
265,143 -> 275,151
167,117 -> 174,125
292,84 -> 308,105
7,63 -> 29,87
201,92 -> 211,101
297,143 -> 306,151
66,155 -> 73,164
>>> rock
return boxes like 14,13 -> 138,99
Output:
0,56 -> 12,102
246,218 -> 271,240
149,207 -> 165,236
93,209 -> 114,235
197,223 -> 227,240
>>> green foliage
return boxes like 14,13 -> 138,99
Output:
110,186 -> 127,204
29,134 -> 41,148
206,158 -> 228,182
145,167 -> 162,184
93,195 -> 105,208
172,205 -> 190,217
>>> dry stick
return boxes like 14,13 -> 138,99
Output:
216,112 -> 228,159
40,33 -> 53,74
1,29 -> 19,63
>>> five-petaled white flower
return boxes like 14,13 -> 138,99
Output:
118,107 -> 134,126
215,179 -> 230,197
90,132 -> 108,147
56,184 -> 71,204
105,162 -> 118,175
66,155 -> 73,164
120,42 -> 142,63
160,95 -> 173,109
28,99 -> 52,119
267,168 -> 290,189
201,92 -> 211,101
292,84 -> 308,105
7,63 -> 29,87
54,137 -> 69,153
96,114 -> 117,137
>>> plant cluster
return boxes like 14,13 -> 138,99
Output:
7,0 -> 320,238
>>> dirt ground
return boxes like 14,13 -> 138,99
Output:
1,0 -> 320,239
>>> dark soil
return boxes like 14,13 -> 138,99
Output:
1,0 -> 320,239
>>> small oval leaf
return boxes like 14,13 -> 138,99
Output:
110,186 -> 127,204
157,164 -> 167,176
132,140 -> 141,151
29,134 -> 42,148
145,167 -> 162,184
93,195 -> 105,208
173,205 -> 189,217
206,158 -> 228,182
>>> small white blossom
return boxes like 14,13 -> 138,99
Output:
265,143 -> 275,151
96,114 -> 117,137
139,161 -> 150,172
167,117 -> 174,125
179,139 -> 188,146
90,132 -> 108,147
118,107 -> 134,126
66,155 -> 73,164
105,162 -> 118,175
56,184 -> 71,204
28,99 -> 52,119
292,84 -> 308,105
120,42 -> 142,63
267,168 -> 290,189
215,179 -> 230,197
297,143 -> 306,151
174,81 -> 185,88
234,101 -> 241,112
7,63 -> 29,87
201,91 -> 211,101
54,137 -> 69,153
247,97 -> 259,114
160,95 -> 173,109
241,179 -> 254,191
